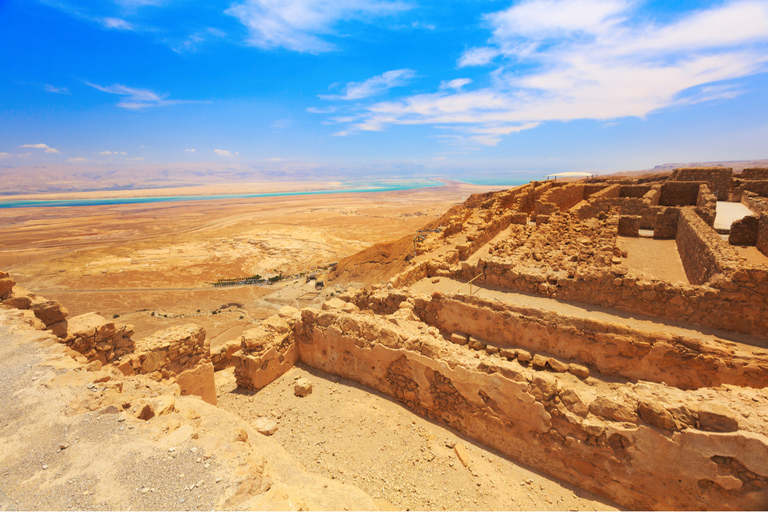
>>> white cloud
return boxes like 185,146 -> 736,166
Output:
66,157 -> 89,163
458,47 -> 500,68
88,83 -> 196,109
44,84 -> 69,94
440,78 -> 472,90
225,0 -> 410,53
306,106 -> 336,114
185,148 -> 196,152
329,0 -> 768,145
0,152 -> 12,159
101,17 -> 135,30
21,143 -> 60,154
321,69 -> 416,100
214,149 -> 239,156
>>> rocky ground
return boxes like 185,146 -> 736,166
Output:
216,364 -> 618,511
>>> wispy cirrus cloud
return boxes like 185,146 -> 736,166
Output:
44,84 -> 70,94
322,0 -> 768,146
101,17 -> 134,30
225,0 -> 411,53
21,143 -> 60,153
99,150 -> 127,155
321,69 -> 416,100
214,149 -> 238,156
88,83 -> 200,109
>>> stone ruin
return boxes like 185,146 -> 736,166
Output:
0,271 -> 216,406
226,167 -> 768,510
2,166 -> 768,510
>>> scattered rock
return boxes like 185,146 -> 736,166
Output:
294,378 -> 313,397
454,443 -> 470,468
253,417 -> 278,436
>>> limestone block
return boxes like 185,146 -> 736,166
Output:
253,417 -> 278,436
294,378 -> 313,397
31,300 -> 68,326
176,360 -> 217,405
698,403 -> 739,432
450,332 -> 468,345
1,294 -> 31,310
322,298 -> 347,310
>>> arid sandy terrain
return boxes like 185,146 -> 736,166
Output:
0,179 -> 622,511
1,182 -> 491,342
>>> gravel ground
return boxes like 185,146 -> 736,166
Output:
216,363 -> 620,511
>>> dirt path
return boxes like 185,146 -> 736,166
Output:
216,365 -> 619,512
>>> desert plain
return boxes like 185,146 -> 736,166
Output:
3,168 -> 768,511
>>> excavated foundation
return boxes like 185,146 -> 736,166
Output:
230,292 -> 768,511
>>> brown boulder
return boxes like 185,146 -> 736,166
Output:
0,275 -> 14,298
31,300 -> 68,326
638,401 -> 676,430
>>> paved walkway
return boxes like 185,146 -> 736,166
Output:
411,277 -> 768,350
714,201 -> 755,232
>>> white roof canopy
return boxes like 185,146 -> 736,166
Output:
544,172 -> 595,178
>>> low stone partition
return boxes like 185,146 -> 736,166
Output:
63,313 -> 135,365
537,183 -> 587,212
442,255 -> 768,337
514,181 -> 555,214
676,208 -> 743,284
231,308 -> 301,390
741,168 -> 768,180
119,324 -> 217,404
457,212 -> 516,261
618,215 -> 640,236
668,167 -> 732,200
410,292 -> 768,390
760,214 -> 768,257
295,300 -> 768,510
730,216 -> 760,246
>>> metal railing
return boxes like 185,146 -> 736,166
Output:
451,271 -> 485,296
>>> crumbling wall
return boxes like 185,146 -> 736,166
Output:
457,212 -> 515,261
653,208 -> 680,239
741,180 -> 768,197
741,168 -> 768,180
408,293 -> 768,390
538,183 -> 586,212
729,216 -> 759,246
294,301 -> 768,511
668,167 -> 732,200
446,258 -> 768,337
231,309 -> 300,390
676,208 -> 742,284
0,279 -> 69,338
63,313 -> 135,366
759,213 -> 768,257
118,324 -> 217,404
620,185 -> 652,198
659,182 -> 701,206
515,181 -> 554,214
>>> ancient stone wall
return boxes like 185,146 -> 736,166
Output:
456,212 -> 516,261
63,313 -> 135,366
653,208 -> 680,239
231,308 -> 301,390
405,292 -> 768,390
538,183 -> 586,212
444,256 -> 768,337
0,281 -> 69,337
515,181 -> 554,214
759,214 -> 768,257
618,215 -> 640,236
619,185 -> 652,198
659,182 -> 702,206
729,216 -> 759,246
741,180 -> 768,197
294,300 -> 768,511
676,208 -> 742,284
668,167 -> 732,200
741,168 -> 768,180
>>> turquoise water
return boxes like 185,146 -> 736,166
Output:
0,179 -> 442,209
457,177 -> 530,187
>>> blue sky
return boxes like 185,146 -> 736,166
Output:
2,0 -> 768,180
